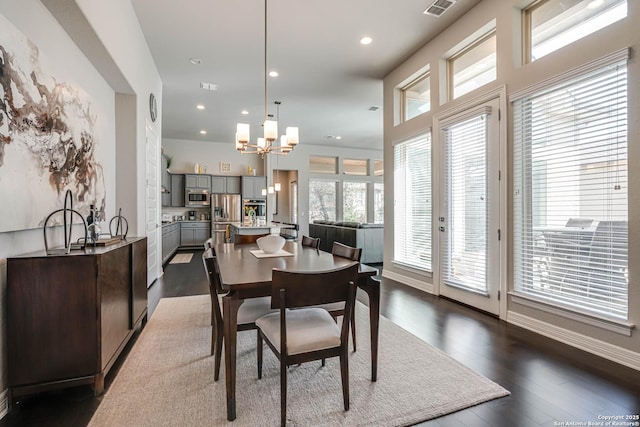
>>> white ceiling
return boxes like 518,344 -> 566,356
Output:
130,0 -> 481,151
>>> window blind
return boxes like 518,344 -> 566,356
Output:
394,133 -> 432,271
442,113 -> 489,293
513,59 -> 628,319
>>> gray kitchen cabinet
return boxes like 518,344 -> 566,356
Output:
211,176 -> 241,194
180,222 -> 211,247
241,176 -> 267,199
171,174 -> 185,207
185,174 -> 211,190
226,176 -> 241,194
162,223 -> 180,264
211,176 -> 225,193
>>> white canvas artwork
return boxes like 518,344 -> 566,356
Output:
0,13 -> 106,232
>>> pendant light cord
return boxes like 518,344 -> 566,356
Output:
264,0 -> 268,125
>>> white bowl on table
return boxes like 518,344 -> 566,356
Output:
256,235 -> 285,253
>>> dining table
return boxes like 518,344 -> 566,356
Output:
214,240 -> 380,421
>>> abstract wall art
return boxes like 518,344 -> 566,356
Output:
0,12 -> 106,233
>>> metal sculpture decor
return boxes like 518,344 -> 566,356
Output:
42,190 -> 88,255
109,208 -> 129,240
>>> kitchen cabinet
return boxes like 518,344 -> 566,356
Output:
7,238 -> 147,400
211,176 -> 241,194
171,174 -> 185,207
180,222 -> 211,247
241,176 -> 267,199
185,174 -> 211,190
162,222 -> 180,264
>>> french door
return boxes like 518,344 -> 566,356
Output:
437,97 -> 501,315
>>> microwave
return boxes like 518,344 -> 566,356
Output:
185,189 -> 210,207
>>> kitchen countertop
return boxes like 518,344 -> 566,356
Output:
162,220 -> 210,227
230,222 -> 296,230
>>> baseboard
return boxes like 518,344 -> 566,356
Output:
0,389 -> 9,419
507,311 -> 640,371
382,270 -> 434,294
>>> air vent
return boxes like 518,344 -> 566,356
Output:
369,106 -> 381,111
423,0 -> 456,17
200,82 -> 218,91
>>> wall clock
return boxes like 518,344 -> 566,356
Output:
149,93 -> 158,122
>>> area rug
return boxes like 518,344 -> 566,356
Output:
88,295 -> 509,427
169,253 -> 193,264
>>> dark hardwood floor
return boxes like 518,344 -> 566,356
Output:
2,249 -> 639,426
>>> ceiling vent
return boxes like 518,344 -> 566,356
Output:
200,82 -> 218,91
369,106 -> 381,111
423,0 -> 456,17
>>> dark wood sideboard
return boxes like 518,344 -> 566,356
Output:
7,237 -> 148,401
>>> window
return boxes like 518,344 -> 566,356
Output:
343,159 -> 368,176
343,182 -> 367,222
524,0 -> 627,63
402,72 -> 431,121
309,156 -> 338,174
513,55 -> 628,319
373,160 -> 384,176
394,133 -> 432,271
449,30 -> 496,99
309,180 -> 337,221
374,183 -> 384,224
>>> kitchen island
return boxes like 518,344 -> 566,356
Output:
229,222 -> 295,242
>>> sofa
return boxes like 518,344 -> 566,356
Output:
308,221 -> 384,264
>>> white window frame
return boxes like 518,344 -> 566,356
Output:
511,49 -> 632,331
393,132 -> 432,272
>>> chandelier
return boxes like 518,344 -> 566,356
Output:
235,0 -> 299,158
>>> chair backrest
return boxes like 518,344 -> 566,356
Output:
270,262 -> 359,310
588,220 -> 628,269
332,241 -> 362,262
202,248 -> 225,295
301,235 -> 320,249
234,233 -> 268,244
565,218 -> 593,228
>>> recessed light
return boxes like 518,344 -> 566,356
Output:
196,104 -> 205,110
200,130 -> 207,135
360,36 -> 373,45
335,136 -> 342,140
241,110 -> 249,115
189,57 -> 203,65
269,71 -> 279,77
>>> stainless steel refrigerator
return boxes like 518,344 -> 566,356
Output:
210,194 -> 242,244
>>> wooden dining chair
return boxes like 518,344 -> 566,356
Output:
332,241 -> 362,262
234,233 -> 268,244
301,235 -> 320,249
201,248 -> 275,381
317,241 -> 362,352
256,262 -> 359,427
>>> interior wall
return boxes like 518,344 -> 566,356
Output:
162,138 -> 264,176
383,0 -> 640,365
0,0 -> 161,416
